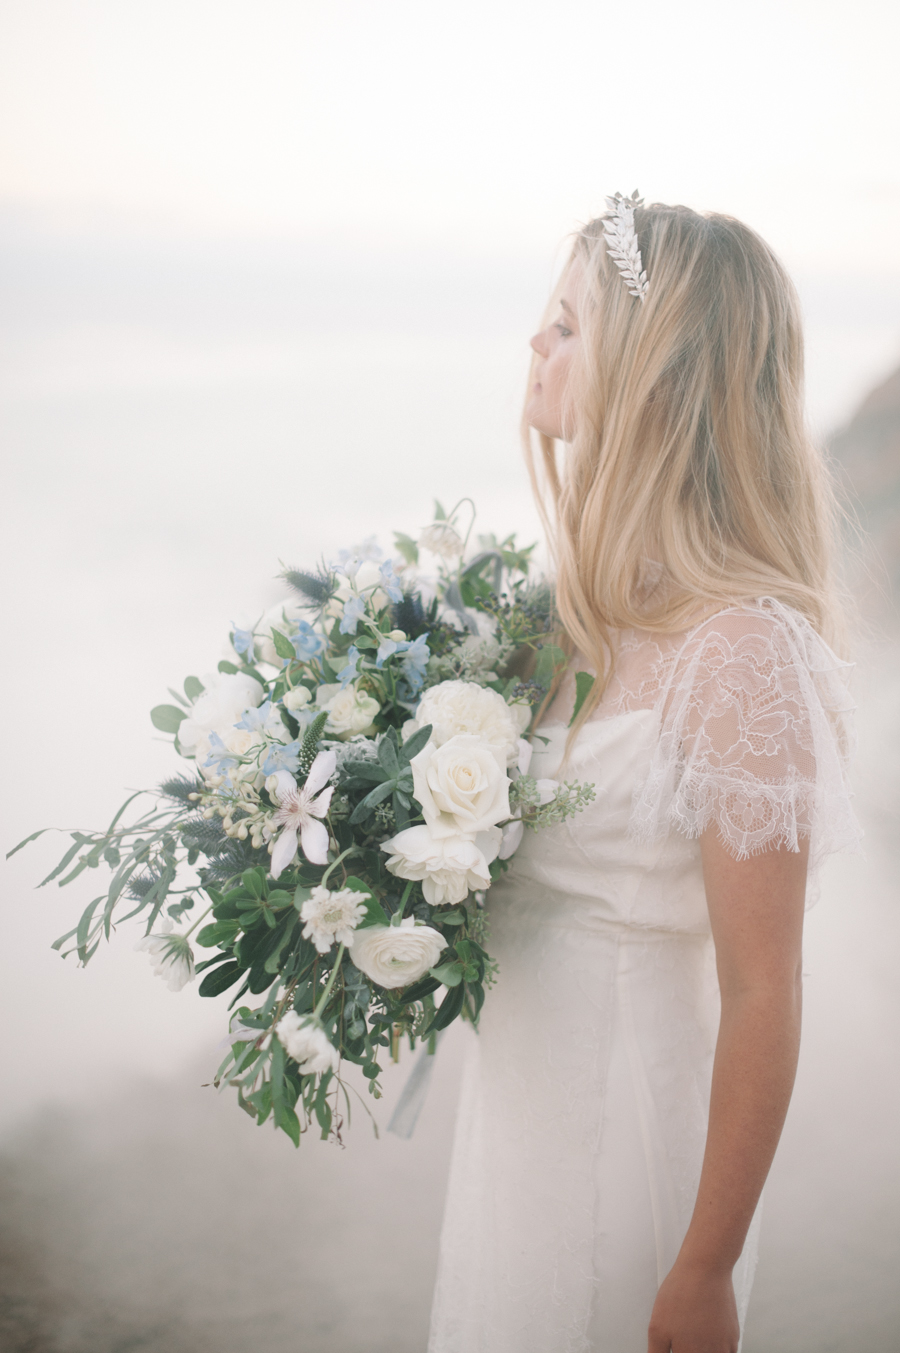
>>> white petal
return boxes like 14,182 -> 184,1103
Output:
270,828 -> 299,879
516,738 -> 533,775
310,784 -> 334,818
305,748 -> 337,798
270,769 -> 297,801
498,819 -> 524,859
535,778 -> 559,805
475,826 -> 502,865
300,816 -> 330,865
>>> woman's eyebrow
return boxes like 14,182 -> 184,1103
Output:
559,298 -> 572,313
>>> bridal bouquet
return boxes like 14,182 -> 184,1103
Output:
12,502 -> 594,1145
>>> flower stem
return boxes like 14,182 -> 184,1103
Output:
321,846 -> 359,889
394,878 -> 415,923
313,943 -> 345,1019
183,903 -> 214,938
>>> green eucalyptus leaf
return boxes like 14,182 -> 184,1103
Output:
184,675 -> 205,701
430,961 -> 463,987
151,704 -> 188,734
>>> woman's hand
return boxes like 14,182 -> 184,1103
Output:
647,1258 -> 739,1353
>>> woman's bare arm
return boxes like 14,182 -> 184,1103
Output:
647,832 -> 808,1353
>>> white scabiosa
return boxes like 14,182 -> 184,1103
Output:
299,886 -> 368,954
275,1011 -> 339,1074
135,921 -> 195,992
349,916 -> 447,989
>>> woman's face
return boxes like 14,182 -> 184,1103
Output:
525,257 -> 583,441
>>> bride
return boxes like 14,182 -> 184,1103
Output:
427,197 -> 860,1352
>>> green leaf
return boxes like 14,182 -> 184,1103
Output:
345,877 -> 390,929
349,779 -> 395,823
278,1102 -> 301,1147
271,628 -> 296,661
399,723 -> 433,763
424,980 -> 466,1034
241,868 -> 265,900
37,833 -> 91,887
377,732 -> 400,777
430,961 -> 462,987
434,499 -> 447,520
151,704 -> 188,734
434,908 -> 465,926
196,920 -> 241,949
569,670 -> 596,727
398,975 -> 441,1003
533,643 -> 567,690
184,675 -> 205,701
218,660 -> 239,674
198,960 -> 247,997
393,531 -> 419,565
6,827 -> 51,861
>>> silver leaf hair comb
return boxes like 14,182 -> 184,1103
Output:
601,190 -> 649,302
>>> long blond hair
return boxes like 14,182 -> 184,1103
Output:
524,201 -> 847,728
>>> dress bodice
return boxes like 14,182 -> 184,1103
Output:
507,710 -> 713,934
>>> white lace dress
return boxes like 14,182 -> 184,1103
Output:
428,598 -> 861,1353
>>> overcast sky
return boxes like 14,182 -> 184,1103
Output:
1,0 -> 898,273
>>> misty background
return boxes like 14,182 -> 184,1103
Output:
2,2 -> 900,1350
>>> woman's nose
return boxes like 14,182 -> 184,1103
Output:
530,329 -> 548,357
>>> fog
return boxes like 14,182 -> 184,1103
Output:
2,1 -> 900,1345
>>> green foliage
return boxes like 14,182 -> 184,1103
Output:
297,711 -> 329,778
150,704 -> 187,734
569,671 -> 596,726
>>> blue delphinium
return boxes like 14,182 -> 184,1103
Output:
292,620 -> 326,658
231,626 -> 254,658
262,740 -> 301,777
339,597 -> 367,636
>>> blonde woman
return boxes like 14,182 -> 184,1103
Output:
428,199 -> 861,1353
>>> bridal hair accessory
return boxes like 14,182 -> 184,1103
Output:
601,190 -> 649,303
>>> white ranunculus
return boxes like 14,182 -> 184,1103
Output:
135,921 -> 195,992
275,1011 -> 339,1074
316,683 -> 381,738
418,522 -> 465,559
381,823 -> 500,906
177,673 -> 264,763
255,598 -> 307,667
349,916 -> 447,989
411,734 -> 510,838
406,680 -> 521,765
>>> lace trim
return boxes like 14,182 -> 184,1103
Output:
549,597 -> 862,868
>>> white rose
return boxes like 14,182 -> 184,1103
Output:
418,522 -> 464,559
256,598 -> 307,667
316,683 -> 381,738
411,735 -> 510,838
275,1011 -> 339,1074
407,680 -> 520,765
349,916 -> 447,989
381,823 -> 500,906
176,673 -> 263,762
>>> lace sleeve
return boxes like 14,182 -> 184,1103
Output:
630,598 -> 862,872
